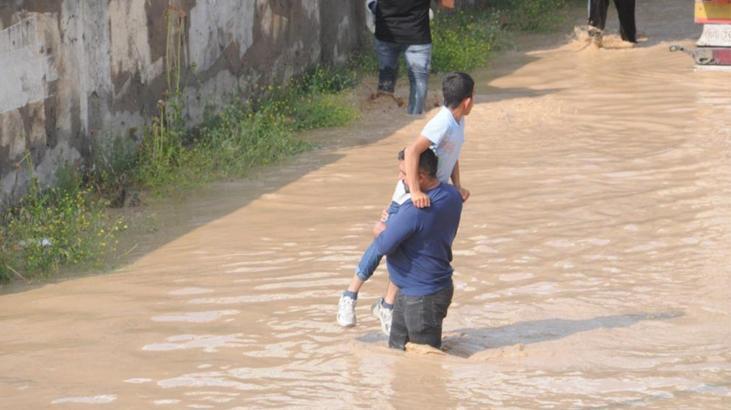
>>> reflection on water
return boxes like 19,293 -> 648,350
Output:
2,0 -> 730,408
51,395 -> 117,405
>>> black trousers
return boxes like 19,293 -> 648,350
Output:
388,283 -> 453,350
588,0 -> 637,43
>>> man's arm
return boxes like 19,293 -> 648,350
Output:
374,209 -> 417,256
405,136 -> 433,208
438,0 -> 455,9
450,160 -> 470,202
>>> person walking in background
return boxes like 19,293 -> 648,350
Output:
369,0 -> 455,115
587,0 -> 637,47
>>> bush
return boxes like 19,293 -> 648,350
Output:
89,134 -> 138,199
489,0 -> 572,32
192,104 -> 310,178
0,172 -> 125,281
431,9 -> 504,72
132,65 -> 359,193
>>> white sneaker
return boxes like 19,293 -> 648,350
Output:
337,294 -> 357,327
371,298 -> 393,336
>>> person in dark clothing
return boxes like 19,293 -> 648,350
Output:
371,0 -> 454,115
587,0 -> 637,46
372,148 -> 463,350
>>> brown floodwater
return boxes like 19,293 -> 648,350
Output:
2,1 -> 730,408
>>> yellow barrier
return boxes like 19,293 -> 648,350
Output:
695,0 -> 731,24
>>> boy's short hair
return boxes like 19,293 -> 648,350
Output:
442,72 -> 474,109
397,148 -> 438,178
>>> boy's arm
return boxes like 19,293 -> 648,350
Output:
450,160 -> 470,202
405,136 -> 433,208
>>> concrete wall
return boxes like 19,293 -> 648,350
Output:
0,0 -> 365,204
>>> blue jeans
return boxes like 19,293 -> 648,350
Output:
355,201 -> 401,281
356,241 -> 383,282
374,39 -> 432,115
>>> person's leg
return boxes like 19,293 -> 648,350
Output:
588,0 -> 609,30
403,43 -> 432,115
404,285 -> 453,349
353,240 -> 383,287
587,0 -> 608,47
374,39 -> 401,94
388,292 -> 409,349
372,279 -> 398,335
384,280 -> 399,305
338,240 -> 384,327
614,0 -> 637,43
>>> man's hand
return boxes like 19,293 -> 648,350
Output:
411,191 -> 431,208
373,221 -> 386,237
380,208 -> 389,223
458,186 -> 470,202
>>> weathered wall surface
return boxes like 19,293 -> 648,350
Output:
0,0 -> 365,203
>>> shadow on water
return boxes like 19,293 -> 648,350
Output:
476,86 -> 565,104
444,311 -> 685,358
1,0 -> 703,294
354,311 -> 685,358
0,39 -> 566,296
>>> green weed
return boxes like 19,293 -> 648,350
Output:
431,10 -> 504,73
489,0 -> 575,32
132,65 -> 358,193
0,171 -> 125,282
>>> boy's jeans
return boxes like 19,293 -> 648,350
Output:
374,39 -> 432,115
356,241 -> 383,281
355,201 -> 401,281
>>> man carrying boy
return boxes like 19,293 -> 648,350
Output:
375,148 -> 463,350
337,72 -> 474,334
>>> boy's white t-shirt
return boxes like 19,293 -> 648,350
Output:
390,180 -> 410,205
420,106 -> 465,184
389,106 -> 465,207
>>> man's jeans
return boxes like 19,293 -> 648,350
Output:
389,283 -> 453,350
374,39 -> 432,115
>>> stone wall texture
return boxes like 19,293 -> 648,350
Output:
0,0 -> 367,203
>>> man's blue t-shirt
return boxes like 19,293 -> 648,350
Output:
374,183 -> 463,297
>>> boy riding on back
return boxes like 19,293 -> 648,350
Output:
337,72 -> 475,334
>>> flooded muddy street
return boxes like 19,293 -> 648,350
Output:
2,0 -> 730,408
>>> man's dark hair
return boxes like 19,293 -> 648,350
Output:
442,72 -> 474,109
397,148 -> 438,178
419,148 -> 438,178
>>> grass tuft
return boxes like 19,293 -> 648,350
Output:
489,0 -> 574,33
432,9 -> 504,73
0,171 -> 125,281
